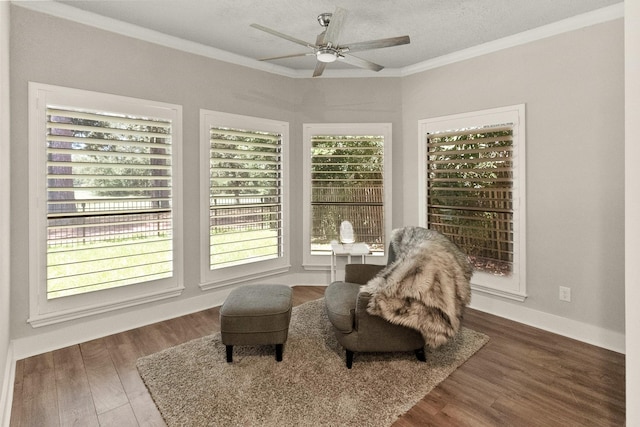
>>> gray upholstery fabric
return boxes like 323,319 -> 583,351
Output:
344,264 -> 384,285
325,248 -> 425,357
348,290 -> 424,352
325,282 -> 424,353
325,281 -> 360,333
220,284 -> 292,346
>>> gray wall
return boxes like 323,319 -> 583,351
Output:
401,19 -> 625,333
8,6 -> 402,341
9,5 -> 624,344
1,1 -> 11,418
625,1 -> 640,422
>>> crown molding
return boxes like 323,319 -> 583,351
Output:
401,2 -> 624,76
12,0 -> 299,78
12,1 -> 624,79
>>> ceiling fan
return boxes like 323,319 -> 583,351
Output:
250,7 -> 410,77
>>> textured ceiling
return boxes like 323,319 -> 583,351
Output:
35,0 -> 623,74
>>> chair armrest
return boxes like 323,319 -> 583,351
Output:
353,289 -> 374,331
325,282 -> 361,333
355,289 -> 372,313
344,264 -> 384,285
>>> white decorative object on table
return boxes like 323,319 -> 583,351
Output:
339,220 -> 355,249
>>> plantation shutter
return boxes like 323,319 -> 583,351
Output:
208,127 -> 283,269
46,107 -> 174,299
426,125 -> 514,276
310,135 -> 385,252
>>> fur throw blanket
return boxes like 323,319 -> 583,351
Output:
361,227 -> 473,348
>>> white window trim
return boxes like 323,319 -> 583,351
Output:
199,110 -> 290,289
28,82 -> 184,327
418,105 -> 527,301
302,123 -> 392,269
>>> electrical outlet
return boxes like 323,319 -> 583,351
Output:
559,286 -> 571,302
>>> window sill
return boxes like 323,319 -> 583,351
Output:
302,263 -> 330,271
471,283 -> 527,302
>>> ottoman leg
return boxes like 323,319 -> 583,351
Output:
226,345 -> 233,363
275,344 -> 283,362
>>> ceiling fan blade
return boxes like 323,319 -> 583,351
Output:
343,35 -> 411,53
258,52 -> 313,61
250,24 -> 316,49
339,54 -> 384,72
316,30 -> 327,46
312,61 -> 327,77
324,7 -> 347,45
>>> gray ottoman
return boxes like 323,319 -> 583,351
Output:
220,284 -> 293,362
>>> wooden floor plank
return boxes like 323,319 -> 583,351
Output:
439,401 -> 507,427
96,403 -> 139,427
80,339 -> 129,416
52,346 -> 99,427
9,359 -> 24,427
184,307 -> 221,337
128,323 -> 178,357
20,353 -> 59,427
10,286 -> 625,426
125,392 -> 166,427
103,331 -> 146,396
103,331 -> 165,426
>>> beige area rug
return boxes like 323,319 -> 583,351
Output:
137,298 -> 489,427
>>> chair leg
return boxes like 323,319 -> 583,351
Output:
346,350 -> 354,369
415,347 -> 426,362
226,345 -> 233,363
275,344 -> 283,362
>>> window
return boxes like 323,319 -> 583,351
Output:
419,105 -> 526,301
29,83 -> 183,326
200,110 -> 289,288
302,123 -> 392,268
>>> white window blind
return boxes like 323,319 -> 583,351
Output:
427,125 -> 514,276
46,107 -> 174,299
420,104 -> 526,301
310,135 -> 385,254
207,126 -> 283,269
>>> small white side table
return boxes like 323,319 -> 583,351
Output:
330,243 -> 370,282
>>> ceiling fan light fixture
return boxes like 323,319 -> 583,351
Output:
316,48 -> 338,63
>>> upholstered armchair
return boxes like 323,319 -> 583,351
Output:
324,244 -> 426,369
324,226 -> 472,369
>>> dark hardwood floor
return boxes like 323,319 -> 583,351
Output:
10,286 -> 625,426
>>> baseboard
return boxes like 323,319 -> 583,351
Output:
469,291 -> 625,354
10,277 -> 625,360
1,342 -> 15,427
12,287 -> 235,360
